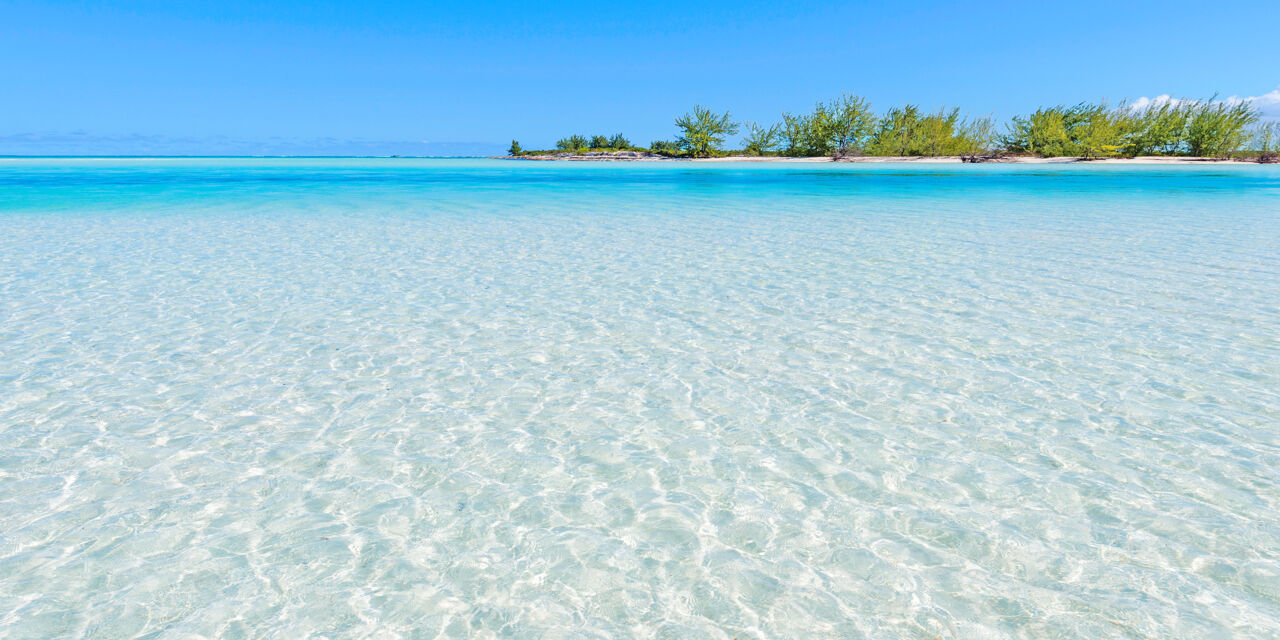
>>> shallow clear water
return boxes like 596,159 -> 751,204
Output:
2,158 -> 1279,639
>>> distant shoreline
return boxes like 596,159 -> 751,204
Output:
500,153 -> 1272,165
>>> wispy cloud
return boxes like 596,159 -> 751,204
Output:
1236,87 -> 1280,119
0,133 -> 505,157
1130,87 -> 1280,120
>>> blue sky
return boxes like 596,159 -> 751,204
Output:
3,0 -> 1278,155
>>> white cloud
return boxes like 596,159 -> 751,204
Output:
1230,87 -> 1280,119
1130,87 -> 1280,120
1129,94 -> 1183,110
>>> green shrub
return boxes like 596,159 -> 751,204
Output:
780,112 -> 817,156
1186,100 -> 1258,158
556,135 -> 588,152
867,105 -> 923,156
1004,106 -> 1071,156
955,116 -> 998,157
1075,105 -> 1128,159
1251,122 -> 1280,161
649,140 -> 681,156
675,106 -> 739,157
525,94 -> 1262,161
916,108 -> 963,156
775,94 -> 877,157
821,93 -> 877,156
1123,101 -> 1191,155
740,121 -> 781,155
1002,103 -> 1123,157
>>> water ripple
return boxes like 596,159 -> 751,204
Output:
1,159 -> 1279,638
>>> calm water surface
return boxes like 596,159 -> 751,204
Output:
2,159 -> 1279,638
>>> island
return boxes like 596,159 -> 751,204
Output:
503,95 -> 1280,164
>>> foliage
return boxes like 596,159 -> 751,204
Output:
508,140 -> 523,156
866,105 -> 918,155
917,108 -> 962,156
1002,103 -> 1127,157
1004,104 -> 1080,156
1123,101 -> 1192,155
530,94 -> 1263,160
1074,104 -> 1128,159
820,93 -> 877,156
775,95 -> 877,156
674,105 -> 739,157
780,112 -> 816,156
955,116 -> 998,157
546,133 -> 637,153
1185,99 -> 1258,158
649,140 -> 681,156
1251,121 -> 1280,161
863,106 -> 919,155
1002,99 -> 1257,158
859,106 -> 996,157
740,121 -> 781,155
556,135 -> 588,152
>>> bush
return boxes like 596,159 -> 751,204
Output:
649,140 -> 681,156
1123,101 -> 1192,156
525,94 -> 1262,161
916,108 -> 962,156
1251,122 -> 1280,162
956,116 -> 998,157
867,106 -> 922,156
675,106 -> 738,157
1186,100 -> 1258,158
741,121 -> 781,155
1074,105 -> 1128,159
820,93 -> 877,156
1002,103 -> 1123,157
780,112 -> 818,156
556,135 -> 588,152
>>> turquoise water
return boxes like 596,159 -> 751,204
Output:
2,158 -> 1279,638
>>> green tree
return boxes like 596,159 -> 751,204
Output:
589,134 -> 610,149
805,102 -> 837,156
741,121 -> 781,155
1124,100 -> 1191,155
1252,121 -> 1280,161
868,105 -> 922,156
608,133 -> 631,149
823,93 -> 877,156
1075,104 -> 1126,159
780,112 -> 814,156
915,108 -> 961,156
675,105 -> 739,157
1004,107 -> 1070,156
1002,103 -> 1109,157
649,140 -> 680,155
556,135 -> 588,152
508,140 -> 523,156
1186,99 -> 1258,158
956,116 -> 997,157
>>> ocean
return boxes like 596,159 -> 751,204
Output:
2,158 -> 1279,638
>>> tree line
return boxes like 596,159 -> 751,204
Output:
510,93 -> 1278,161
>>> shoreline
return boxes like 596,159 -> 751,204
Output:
502,153 -> 1272,165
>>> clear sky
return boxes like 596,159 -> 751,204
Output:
3,0 -> 1278,155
